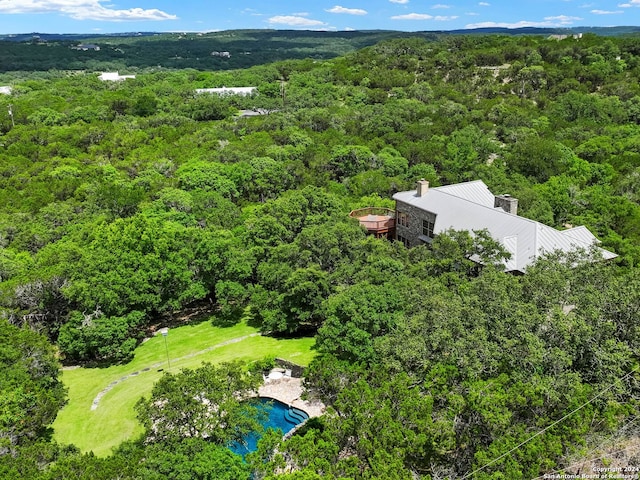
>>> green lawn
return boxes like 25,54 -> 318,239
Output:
52,319 -> 316,456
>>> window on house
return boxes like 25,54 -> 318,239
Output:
397,212 -> 409,227
397,235 -> 409,247
422,217 -> 435,238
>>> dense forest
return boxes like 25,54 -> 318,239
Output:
1,27 -> 640,73
1,31 -> 640,478
0,29 -> 440,73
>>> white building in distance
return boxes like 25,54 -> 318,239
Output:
98,72 -> 136,82
195,87 -> 257,96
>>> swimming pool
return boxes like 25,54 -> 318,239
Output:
230,397 -> 309,456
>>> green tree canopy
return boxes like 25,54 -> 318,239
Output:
0,320 -> 66,452
135,361 -> 263,445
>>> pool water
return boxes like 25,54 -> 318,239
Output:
230,397 -> 309,456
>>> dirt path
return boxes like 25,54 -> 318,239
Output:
90,333 -> 260,411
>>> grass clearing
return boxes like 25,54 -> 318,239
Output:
52,319 -> 316,456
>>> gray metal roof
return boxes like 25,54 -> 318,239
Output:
560,225 -> 598,244
432,180 -> 496,207
393,180 -> 616,272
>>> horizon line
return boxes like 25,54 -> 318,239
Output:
1,25 -> 637,37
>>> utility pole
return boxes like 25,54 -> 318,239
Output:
160,327 -> 171,369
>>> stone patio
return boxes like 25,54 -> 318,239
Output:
258,372 -> 325,418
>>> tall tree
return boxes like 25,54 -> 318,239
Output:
135,362 -> 263,445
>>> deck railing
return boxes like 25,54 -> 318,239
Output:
349,207 -> 396,231
349,207 -> 396,218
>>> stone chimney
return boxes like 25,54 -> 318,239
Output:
416,179 -> 429,197
494,194 -> 518,215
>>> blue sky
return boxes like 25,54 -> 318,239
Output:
0,1 -> 639,34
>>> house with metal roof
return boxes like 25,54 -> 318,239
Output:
393,179 -> 616,273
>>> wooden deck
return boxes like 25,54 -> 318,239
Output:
349,207 -> 396,238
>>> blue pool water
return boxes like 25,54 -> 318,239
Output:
230,397 -> 309,456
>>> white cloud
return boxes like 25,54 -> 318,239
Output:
434,15 -> 458,20
544,15 -> 583,24
391,12 -> 433,19
267,15 -> 326,26
479,2 -> 490,5
326,5 -> 368,15
389,0 -> 409,3
241,8 -> 263,16
0,0 -> 177,21
466,19 -> 577,28
618,0 -> 640,6
432,4 -> 451,8
591,9 -> 623,13
466,13 -> 581,28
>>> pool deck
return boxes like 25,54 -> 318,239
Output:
258,375 -> 325,418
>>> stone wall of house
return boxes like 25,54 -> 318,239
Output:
395,200 -> 433,247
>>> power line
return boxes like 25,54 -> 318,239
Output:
531,413 -> 640,479
461,365 -> 640,479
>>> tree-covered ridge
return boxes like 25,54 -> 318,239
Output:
0,29 -> 440,73
0,33 -> 640,478
1,27 -> 640,74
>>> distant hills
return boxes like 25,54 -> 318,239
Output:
0,31 -> 159,42
445,25 -> 640,36
1,27 -> 639,73
2,26 -> 640,42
